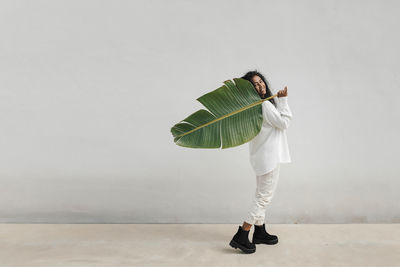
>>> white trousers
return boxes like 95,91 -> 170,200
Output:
246,164 -> 281,225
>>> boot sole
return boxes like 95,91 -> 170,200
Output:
229,240 -> 256,254
253,237 -> 279,245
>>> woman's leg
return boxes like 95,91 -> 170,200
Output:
242,221 -> 252,231
245,164 -> 281,226
230,165 -> 281,252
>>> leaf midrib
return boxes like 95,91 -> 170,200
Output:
176,94 -> 278,138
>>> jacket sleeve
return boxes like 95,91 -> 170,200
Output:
262,97 -> 293,130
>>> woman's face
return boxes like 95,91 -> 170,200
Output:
251,75 -> 266,96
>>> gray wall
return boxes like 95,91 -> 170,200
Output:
1,0 -> 399,223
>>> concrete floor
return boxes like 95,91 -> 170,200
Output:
0,224 -> 399,267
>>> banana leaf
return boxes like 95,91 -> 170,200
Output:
170,78 -> 277,149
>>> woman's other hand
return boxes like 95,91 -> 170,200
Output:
277,86 -> 288,97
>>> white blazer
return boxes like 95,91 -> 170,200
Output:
248,95 -> 292,176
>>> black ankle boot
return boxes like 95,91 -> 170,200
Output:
229,226 -> 256,254
253,224 -> 278,245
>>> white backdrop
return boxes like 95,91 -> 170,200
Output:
1,0 -> 399,223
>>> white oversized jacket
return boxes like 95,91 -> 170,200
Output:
249,95 -> 292,176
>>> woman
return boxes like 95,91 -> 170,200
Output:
229,70 -> 292,254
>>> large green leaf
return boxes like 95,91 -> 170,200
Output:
170,78 -> 275,149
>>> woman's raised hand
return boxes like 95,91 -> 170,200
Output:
277,86 -> 288,97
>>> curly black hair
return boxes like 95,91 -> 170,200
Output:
241,70 -> 276,107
